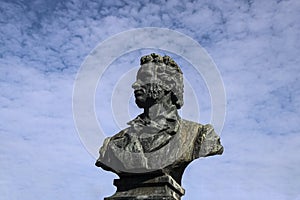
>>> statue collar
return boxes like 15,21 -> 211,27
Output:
127,105 -> 180,135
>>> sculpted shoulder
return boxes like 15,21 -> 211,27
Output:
179,119 -> 223,160
98,128 -> 130,157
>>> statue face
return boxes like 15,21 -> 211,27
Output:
132,63 -> 165,108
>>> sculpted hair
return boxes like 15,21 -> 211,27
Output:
140,53 -> 184,109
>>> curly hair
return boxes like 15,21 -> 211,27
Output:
140,53 -> 184,109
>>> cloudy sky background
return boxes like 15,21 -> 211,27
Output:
1,0 -> 300,199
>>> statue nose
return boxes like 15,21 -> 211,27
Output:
132,81 -> 140,89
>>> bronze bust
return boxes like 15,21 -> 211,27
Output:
95,53 -> 223,186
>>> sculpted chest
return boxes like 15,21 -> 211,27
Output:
96,119 -> 223,182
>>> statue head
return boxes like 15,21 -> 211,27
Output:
132,53 -> 184,109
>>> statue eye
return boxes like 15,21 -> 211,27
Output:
138,71 -> 153,79
157,66 -> 165,73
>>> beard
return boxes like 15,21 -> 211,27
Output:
134,83 -> 165,108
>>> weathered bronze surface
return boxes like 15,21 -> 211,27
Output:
96,53 -> 223,200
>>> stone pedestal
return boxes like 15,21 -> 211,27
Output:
104,173 -> 185,200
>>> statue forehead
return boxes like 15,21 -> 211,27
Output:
138,62 -> 166,74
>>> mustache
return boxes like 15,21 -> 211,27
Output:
134,88 -> 146,96
134,84 -> 166,100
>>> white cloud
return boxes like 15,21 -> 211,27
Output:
1,0 -> 300,199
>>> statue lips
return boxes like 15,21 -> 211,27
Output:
134,88 -> 148,108
134,89 -> 145,98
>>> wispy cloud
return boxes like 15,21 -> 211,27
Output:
1,0 -> 299,199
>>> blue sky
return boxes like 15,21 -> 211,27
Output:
1,0 -> 300,199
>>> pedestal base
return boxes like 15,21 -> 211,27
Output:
104,173 -> 185,200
